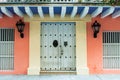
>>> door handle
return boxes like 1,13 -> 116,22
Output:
53,40 -> 58,47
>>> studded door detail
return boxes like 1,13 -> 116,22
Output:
40,22 -> 76,71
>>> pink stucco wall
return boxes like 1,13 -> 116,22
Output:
87,16 -> 120,74
0,16 -> 29,74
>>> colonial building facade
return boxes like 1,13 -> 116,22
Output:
0,0 -> 120,75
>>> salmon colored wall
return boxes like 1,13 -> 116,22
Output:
87,15 -> 120,74
0,15 -> 29,74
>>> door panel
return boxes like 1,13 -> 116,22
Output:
40,22 -> 76,71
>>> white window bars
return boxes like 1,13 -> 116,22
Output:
0,28 -> 14,71
103,32 -> 120,69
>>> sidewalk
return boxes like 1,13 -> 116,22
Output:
0,75 -> 120,80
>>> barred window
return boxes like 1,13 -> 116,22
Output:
0,28 -> 14,71
103,32 -> 120,69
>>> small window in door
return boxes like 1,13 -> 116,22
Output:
0,28 -> 15,71
103,31 -> 120,69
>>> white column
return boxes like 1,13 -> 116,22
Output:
27,21 -> 40,75
76,21 -> 89,75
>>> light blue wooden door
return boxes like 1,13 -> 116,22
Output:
40,22 -> 76,71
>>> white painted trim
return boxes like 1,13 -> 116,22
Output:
61,6 -> 66,18
1,7 -> 13,18
91,6 -> 103,18
49,6 -> 54,18
25,6 -> 33,18
71,6 -> 78,18
80,6 -> 89,19
38,6 -> 44,18
112,10 -> 120,18
13,6 -> 23,17
101,7 -> 115,18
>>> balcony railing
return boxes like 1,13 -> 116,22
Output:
83,0 -> 108,3
0,0 -> 109,4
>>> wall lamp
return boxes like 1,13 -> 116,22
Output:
16,19 -> 25,38
92,20 -> 101,38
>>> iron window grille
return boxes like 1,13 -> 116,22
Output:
103,31 -> 120,69
0,28 -> 14,71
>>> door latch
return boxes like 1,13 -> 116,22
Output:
61,50 -> 63,55
64,41 -> 68,47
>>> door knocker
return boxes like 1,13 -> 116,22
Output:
64,41 -> 68,47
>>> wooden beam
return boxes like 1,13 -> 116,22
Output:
71,6 -> 78,18
91,7 -> 103,18
13,6 -> 23,17
25,6 -> 33,18
80,6 -> 89,18
49,6 -> 54,18
112,10 -> 120,18
38,6 -> 44,18
61,6 -> 66,18
101,7 -> 115,18
1,7 -> 13,17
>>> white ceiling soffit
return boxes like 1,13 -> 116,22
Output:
13,6 -> 23,17
25,6 -> 33,18
1,7 -> 13,18
101,7 -> 115,18
91,6 -> 103,18
61,6 -> 66,18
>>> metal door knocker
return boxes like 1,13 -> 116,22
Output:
64,41 -> 68,47
53,40 -> 58,47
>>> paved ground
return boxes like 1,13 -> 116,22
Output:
0,75 -> 120,80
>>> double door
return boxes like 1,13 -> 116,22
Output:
40,22 -> 76,71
